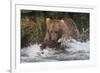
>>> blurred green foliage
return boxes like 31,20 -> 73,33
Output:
21,10 -> 89,48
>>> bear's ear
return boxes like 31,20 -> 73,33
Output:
60,19 -> 65,23
46,18 -> 51,24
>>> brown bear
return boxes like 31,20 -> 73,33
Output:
40,18 -> 80,50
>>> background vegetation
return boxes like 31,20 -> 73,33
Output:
21,10 -> 89,48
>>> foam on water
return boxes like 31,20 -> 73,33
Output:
21,40 -> 89,63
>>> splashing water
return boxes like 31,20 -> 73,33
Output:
21,40 -> 89,63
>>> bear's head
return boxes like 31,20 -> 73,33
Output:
46,18 -> 68,42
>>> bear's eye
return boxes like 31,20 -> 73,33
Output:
50,31 -> 53,33
55,31 -> 58,33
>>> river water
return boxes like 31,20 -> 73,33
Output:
21,40 -> 89,63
